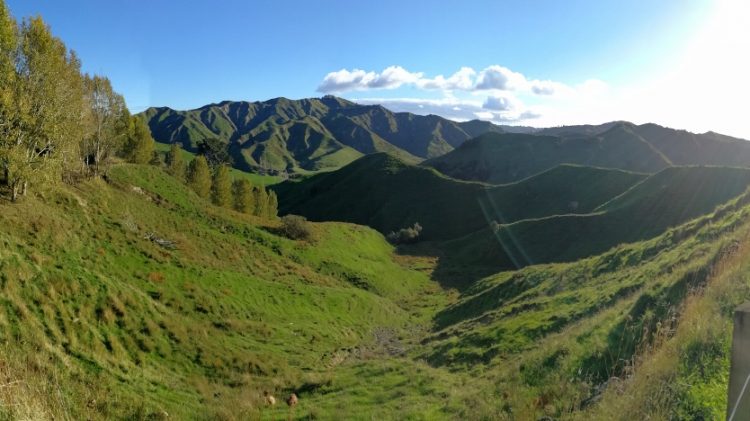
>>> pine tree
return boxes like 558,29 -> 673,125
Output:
211,164 -> 232,207
187,155 -> 211,198
165,143 -> 186,181
124,116 -> 154,164
253,186 -> 268,217
266,190 -> 278,219
233,179 -> 254,214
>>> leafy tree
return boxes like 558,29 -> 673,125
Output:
198,137 -> 233,167
0,16 -> 84,201
123,116 -> 154,164
81,75 -> 128,175
267,190 -> 278,219
211,164 -> 232,207
187,155 -> 211,198
233,179 -> 254,214
165,143 -> 186,181
253,186 -> 268,217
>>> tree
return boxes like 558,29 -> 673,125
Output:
187,155 -> 211,198
81,75 -> 128,175
253,186 -> 268,217
0,16 -> 84,201
198,137 -> 232,167
165,142 -> 186,181
233,179 -> 254,213
386,223 -> 423,244
123,116 -> 154,164
267,190 -> 278,219
211,164 -> 232,207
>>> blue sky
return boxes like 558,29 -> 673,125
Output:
7,0 -> 749,138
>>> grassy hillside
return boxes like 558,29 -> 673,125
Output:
417,187 -> 750,419
274,154 -> 646,241
435,166 -> 750,277
424,124 -> 672,183
139,96 -> 507,175
0,163 -> 464,419
426,122 -> 750,184
2,161 -> 750,420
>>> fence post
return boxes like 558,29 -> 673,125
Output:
728,302 -> 750,420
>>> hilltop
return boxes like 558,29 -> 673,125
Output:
274,153 -> 647,241
138,96 -> 505,174
425,122 -> 750,184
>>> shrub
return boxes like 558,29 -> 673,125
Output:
279,215 -> 312,240
386,222 -> 423,244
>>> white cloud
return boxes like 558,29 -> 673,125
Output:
474,65 -> 528,91
352,96 -> 540,124
416,66 -> 476,91
482,95 -> 517,111
317,66 -> 422,93
318,65 -> 573,96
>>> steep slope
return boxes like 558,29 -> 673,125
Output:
139,96 -> 507,174
440,166 -> 750,275
418,188 -> 750,419
274,154 -> 646,241
424,124 -> 672,184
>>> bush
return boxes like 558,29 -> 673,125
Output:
386,222 -> 423,244
280,215 -> 312,240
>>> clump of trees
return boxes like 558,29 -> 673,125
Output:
386,222 -> 423,244
0,2 -> 156,202
279,215 -> 312,240
177,147 -> 277,218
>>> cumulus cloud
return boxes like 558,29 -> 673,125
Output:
416,66 -> 476,90
474,65 -> 528,91
318,64 -> 577,97
353,96 -> 540,124
482,95 -> 516,111
317,66 -> 422,93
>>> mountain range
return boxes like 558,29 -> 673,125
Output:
139,96 -> 505,174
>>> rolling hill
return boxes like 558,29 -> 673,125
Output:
439,166 -> 750,274
138,96 -> 505,174
425,122 -> 750,184
274,153 -> 647,241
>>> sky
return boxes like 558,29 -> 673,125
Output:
6,0 -> 750,138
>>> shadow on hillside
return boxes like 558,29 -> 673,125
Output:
395,242 -> 512,291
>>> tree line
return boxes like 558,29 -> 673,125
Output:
164,143 -> 278,219
0,2 -> 154,201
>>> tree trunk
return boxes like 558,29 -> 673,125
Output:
10,183 -> 18,202
21,180 -> 27,196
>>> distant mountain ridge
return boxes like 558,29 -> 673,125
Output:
138,96 -> 504,174
425,121 -> 750,183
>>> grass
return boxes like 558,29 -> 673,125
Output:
2,159 -> 750,419
275,153 -> 646,241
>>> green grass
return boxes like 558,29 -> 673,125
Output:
3,160 -> 750,419
275,153 -> 646,241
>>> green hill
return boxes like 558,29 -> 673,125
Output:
438,166 -> 750,275
139,96 -> 507,175
425,122 -> 750,184
274,154 -> 646,241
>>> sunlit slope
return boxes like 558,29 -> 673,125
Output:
439,166 -> 750,272
417,188 -> 750,419
0,164 -> 450,419
274,153 -> 646,241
